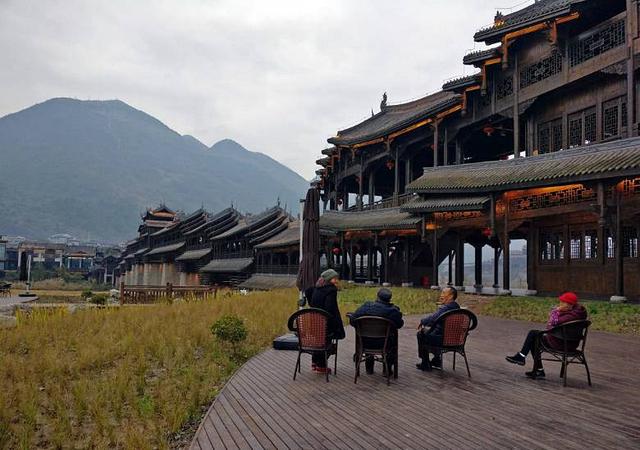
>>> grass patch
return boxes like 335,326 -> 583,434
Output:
0,290 -> 296,449
481,296 -> 640,335
337,284 -> 438,317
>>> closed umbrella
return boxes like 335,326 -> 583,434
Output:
296,187 -> 320,304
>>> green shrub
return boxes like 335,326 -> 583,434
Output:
80,289 -> 93,301
211,315 -> 247,345
89,294 -> 109,305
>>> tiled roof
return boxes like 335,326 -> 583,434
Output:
145,242 -> 185,256
475,0 -> 583,43
401,196 -> 491,213
200,258 -> 254,273
328,91 -> 461,146
175,248 -> 211,262
463,47 -> 501,65
320,208 -> 421,232
255,222 -> 300,249
133,248 -> 149,256
239,274 -> 298,290
316,157 -> 331,166
408,138 -> 640,194
442,73 -> 482,92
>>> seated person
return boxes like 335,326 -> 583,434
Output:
349,288 -> 404,374
308,269 -> 345,374
416,286 -> 459,371
506,291 -> 587,379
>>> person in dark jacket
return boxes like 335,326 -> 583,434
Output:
416,286 -> 460,371
308,269 -> 345,374
506,292 -> 588,379
349,288 -> 404,374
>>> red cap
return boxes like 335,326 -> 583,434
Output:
559,292 -> 578,305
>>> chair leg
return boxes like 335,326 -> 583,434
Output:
561,356 -> 568,387
583,357 -> 592,387
324,351 -> 329,382
462,352 -> 471,378
293,352 -> 301,381
394,353 -> 398,379
354,351 -> 361,384
334,342 -> 338,376
453,352 -> 456,371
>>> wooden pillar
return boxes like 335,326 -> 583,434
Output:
405,158 -> 412,188
527,225 -> 536,291
615,187 -> 625,297
340,233 -> 347,278
455,233 -> 464,287
598,182 -> 607,266
526,116 -> 535,156
455,137 -> 463,165
431,232 -> 438,287
503,210 -> 511,291
443,127 -> 449,166
404,238 -> 411,283
383,241 -> 389,283
393,145 -> 400,204
447,250 -> 453,285
367,242 -> 373,281
368,170 -> 376,205
627,0 -> 637,137
343,187 -> 349,210
513,52 -> 521,158
349,240 -> 355,281
474,245 -> 483,288
493,247 -> 501,288
433,122 -> 439,167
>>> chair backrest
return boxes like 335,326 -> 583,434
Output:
287,308 -> 331,351
436,309 -> 478,347
547,320 -> 591,351
351,316 -> 394,352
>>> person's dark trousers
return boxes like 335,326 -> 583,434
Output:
417,330 -> 443,362
312,352 -> 327,368
520,330 -> 545,369
361,335 -> 397,374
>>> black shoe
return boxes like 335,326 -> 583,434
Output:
506,353 -> 526,366
525,369 -> 546,379
416,361 -> 430,371
365,367 -> 374,375
430,358 -> 442,370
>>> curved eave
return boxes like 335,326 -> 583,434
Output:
327,96 -> 462,147
442,74 -> 482,92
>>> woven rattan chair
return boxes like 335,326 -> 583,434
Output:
287,308 -> 338,382
351,316 -> 397,385
421,309 -> 478,377
538,319 -> 592,387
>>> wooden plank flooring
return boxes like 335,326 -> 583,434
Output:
191,315 -> 640,449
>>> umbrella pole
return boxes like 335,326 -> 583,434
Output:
298,197 -> 305,308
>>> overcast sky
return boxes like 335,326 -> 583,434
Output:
0,0 -> 534,179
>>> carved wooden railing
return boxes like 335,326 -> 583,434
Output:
119,282 -> 217,305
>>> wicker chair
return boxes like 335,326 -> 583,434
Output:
351,316 -> 397,385
421,309 -> 478,377
287,308 -> 338,382
538,319 -> 592,387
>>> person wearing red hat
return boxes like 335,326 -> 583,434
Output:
506,292 -> 587,379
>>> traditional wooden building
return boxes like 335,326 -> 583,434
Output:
317,0 -> 640,301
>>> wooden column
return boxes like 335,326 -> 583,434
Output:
405,158 -> 412,188
340,233 -> 347,278
615,187 -> 625,297
443,127 -> 449,166
393,145 -> 400,205
513,52 -> 521,158
526,116 -> 535,156
447,250 -> 453,286
349,240 -> 355,281
383,241 -> 390,284
455,233 -> 465,287
527,226 -> 536,291
433,122 -> 439,167
404,238 -> 411,283
493,247 -> 501,288
474,245 -> 483,288
455,137 -> 463,165
368,170 -> 375,205
343,187 -> 349,210
367,242 -> 373,281
358,159 -> 364,210
627,0 -> 637,136
503,210 -> 511,292
431,232 -> 438,287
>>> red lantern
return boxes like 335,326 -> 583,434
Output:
482,227 -> 492,237
386,159 -> 395,170
332,247 -> 341,255
483,124 -> 495,137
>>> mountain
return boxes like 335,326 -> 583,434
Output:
0,98 -> 310,243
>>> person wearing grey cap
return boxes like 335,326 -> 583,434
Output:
308,268 -> 345,374
349,288 -> 404,374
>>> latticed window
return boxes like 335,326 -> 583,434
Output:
570,231 -> 582,259
603,96 -> 627,139
568,107 -> 597,148
584,230 -> 598,259
569,19 -> 625,67
623,227 -> 639,258
538,118 -> 563,153
540,229 -> 564,262
520,50 -> 563,89
496,74 -> 513,100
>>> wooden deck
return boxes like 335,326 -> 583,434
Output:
191,315 -> 640,450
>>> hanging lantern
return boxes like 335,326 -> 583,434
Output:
355,175 -> 361,184
337,198 -> 343,205
332,247 -> 341,256
386,159 -> 395,170
482,227 -> 493,238
482,124 -> 495,137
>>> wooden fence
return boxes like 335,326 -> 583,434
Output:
119,282 -> 217,305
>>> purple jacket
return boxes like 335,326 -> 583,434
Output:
545,304 -> 588,350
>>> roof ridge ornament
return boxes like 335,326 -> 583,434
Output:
380,92 -> 388,112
